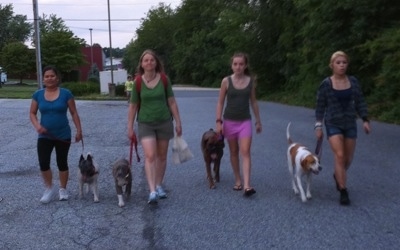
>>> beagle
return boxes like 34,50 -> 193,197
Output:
286,122 -> 322,202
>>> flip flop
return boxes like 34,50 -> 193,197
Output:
244,188 -> 256,197
233,185 -> 243,191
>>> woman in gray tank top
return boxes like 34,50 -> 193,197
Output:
215,52 -> 262,197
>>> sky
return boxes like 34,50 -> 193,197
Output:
5,0 -> 181,48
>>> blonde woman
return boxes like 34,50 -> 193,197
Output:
315,51 -> 371,205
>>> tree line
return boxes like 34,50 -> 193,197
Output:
0,4 -> 124,84
1,1 -> 399,123
122,0 -> 400,124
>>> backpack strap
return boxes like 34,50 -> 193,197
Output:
134,74 -> 142,93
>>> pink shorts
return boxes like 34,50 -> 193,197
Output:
223,119 -> 252,140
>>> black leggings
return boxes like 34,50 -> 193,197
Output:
37,138 -> 71,172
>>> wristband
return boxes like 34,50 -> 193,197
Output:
216,119 -> 223,124
314,122 -> 323,130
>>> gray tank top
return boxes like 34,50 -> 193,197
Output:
223,76 -> 252,121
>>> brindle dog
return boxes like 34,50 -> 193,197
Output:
78,153 -> 100,202
112,158 -> 132,207
201,129 -> 225,189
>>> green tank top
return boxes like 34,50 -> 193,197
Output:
223,76 -> 252,121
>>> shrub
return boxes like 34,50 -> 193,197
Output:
61,81 -> 100,96
115,84 -> 125,96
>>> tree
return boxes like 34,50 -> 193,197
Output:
122,3 -> 176,76
0,42 -> 35,84
171,0 -> 227,85
0,4 -> 32,52
37,14 -> 86,78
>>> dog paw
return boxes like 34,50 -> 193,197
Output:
94,198 -> 99,203
118,202 -> 125,207
301,196 -> 307,202
306,193 -> 312,200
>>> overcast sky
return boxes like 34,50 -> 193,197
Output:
6,0 -> 181,48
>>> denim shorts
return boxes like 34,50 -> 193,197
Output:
325,124 -> 357,139
138,119 -> 174,140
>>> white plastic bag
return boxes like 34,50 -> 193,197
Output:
172,136 -> 194,164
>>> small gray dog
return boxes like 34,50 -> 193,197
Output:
112,158 -> 132,207
78,153 -> 100,202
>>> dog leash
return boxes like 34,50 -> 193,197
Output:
129,135 -> 140,166
44,132 -> 85,155
315,137 -> 323,161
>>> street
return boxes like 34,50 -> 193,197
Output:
1,89 -> 399,249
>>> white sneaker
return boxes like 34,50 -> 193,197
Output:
148,192 -> 158,204
40,188 -> 55,204
156,185 -> 167,199
59,188 -> 69,201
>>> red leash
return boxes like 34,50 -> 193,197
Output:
129,135 -> 140,166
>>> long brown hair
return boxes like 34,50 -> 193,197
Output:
135,49 -> 165,75
231,52 -> 251,76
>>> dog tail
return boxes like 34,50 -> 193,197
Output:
286,122 -> 293,144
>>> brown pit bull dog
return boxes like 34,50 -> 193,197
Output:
201,129 -> 225,189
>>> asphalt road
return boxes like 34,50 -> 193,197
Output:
0,88 -> 399,249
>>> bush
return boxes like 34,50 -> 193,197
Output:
115,84 -> 125,96
61,81 -> 100,96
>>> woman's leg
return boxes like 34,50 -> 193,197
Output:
344,138 -> 356,170
155,139 -> 169,186
38,138 -> 54,188
328,134 -> 347,189
239,137 -> 252,190
227,139 -> 241,187
41,170 -> 53,188
141,137 -> 157,193
55,140 -> 71,189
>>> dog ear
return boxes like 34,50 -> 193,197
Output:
79,154 -> 85,163
87,154 -> 93,162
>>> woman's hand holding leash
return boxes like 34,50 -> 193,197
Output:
36,125 -> 47,135
75,131 -> 82,142
255,121 -> 262,134
363,121 -> 371,134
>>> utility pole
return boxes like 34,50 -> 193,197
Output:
32,0 -> 43,88
107,0 -> 114,85
89,28 -> 93,67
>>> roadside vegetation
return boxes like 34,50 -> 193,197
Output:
0,81 -> 126,100
1,1 -> 399,124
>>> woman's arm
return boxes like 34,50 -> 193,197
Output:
215,77 -> 228,133
68,98 -> 83,142
250,81 -> 262,133
168,97 -> 182,136
29,99 -> 46,134
127,103 -> 139,139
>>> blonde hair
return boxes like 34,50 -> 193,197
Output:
329,51 -> 349,68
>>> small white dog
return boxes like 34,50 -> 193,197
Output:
286,123 -> 322,202
78,153 -> 100,202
